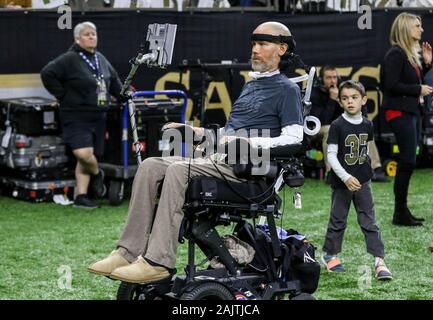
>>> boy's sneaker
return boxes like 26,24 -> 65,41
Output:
321,253 -> 345,272
374,258 -> 393,281
73,194 -> 100,209
91,168 -> 106,198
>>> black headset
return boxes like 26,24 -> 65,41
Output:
250,34 -> 296,53
250,33 -> 304,71
317,65 -> 341,90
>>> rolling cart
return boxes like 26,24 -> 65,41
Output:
100,90 -> 187,205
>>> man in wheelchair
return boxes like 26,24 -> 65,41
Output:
88,21 -> 318,299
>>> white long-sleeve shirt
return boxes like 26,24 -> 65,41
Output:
248,124 -> 304,149
327,112 -> 369,183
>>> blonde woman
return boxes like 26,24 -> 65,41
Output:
380,12 -> 432,226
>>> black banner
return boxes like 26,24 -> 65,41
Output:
1,9 -> 433,126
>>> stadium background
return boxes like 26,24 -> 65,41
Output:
1,7 -> 433,301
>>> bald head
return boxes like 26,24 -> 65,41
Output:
250,22 -> 291,73
253,21 -> 291,37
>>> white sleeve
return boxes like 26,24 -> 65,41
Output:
248,124 -> 303,149
327,144 -> 351,183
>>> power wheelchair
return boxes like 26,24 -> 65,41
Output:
114,22 -> 321,300
116,129 -> 321,301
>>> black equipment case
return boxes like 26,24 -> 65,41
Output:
0,165 -> 74,182
0,131 -> 70,171
0,176 -> 75,203
103,98 -> 184,165
0,97 -> 60,136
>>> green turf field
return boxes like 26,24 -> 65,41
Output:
1,169 -> 432,300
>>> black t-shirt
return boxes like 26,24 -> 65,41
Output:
327,115 -> 374,189
225,73 -> 303,138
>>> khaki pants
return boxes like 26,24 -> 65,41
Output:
368,140 -> 382,170
317,125 -> 382,172
116,156 -> 244,269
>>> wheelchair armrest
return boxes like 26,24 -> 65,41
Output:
269,144 -> 304,160
223,138 -> 304,180
223,138 -> 304,159
232,162 -> 280,180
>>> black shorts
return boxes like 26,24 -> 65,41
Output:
61,112 -> 106,157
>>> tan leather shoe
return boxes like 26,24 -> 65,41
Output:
110,256 -> 170,284
88,250 -> 130,276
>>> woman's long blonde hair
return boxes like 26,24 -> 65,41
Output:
390,12 -> 422,67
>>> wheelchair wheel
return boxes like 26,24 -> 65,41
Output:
180,282 -> 234,300
117,282 -> 161,300
108,180 -> 124,206
117,282 -> 140,300
117,281 -> 168,300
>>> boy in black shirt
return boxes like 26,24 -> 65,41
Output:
321,80 -> 392,281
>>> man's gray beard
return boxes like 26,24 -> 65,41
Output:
251,54 -> 279,73
252,61 -> 269,72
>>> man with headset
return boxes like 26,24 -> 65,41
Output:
310,65 -> 388,182
88,21 -> 305,284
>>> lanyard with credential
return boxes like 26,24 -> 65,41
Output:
79,51 -> 107,106
79,51 -> 100,76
